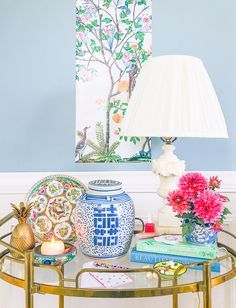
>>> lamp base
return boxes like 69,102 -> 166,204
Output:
152,140 -> 185,234
157,174 -> 178,199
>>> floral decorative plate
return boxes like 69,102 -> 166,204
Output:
34,243 -> 77,266
25,174 -> 86,243
153,261 -> 187,280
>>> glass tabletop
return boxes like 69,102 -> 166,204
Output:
1,237 -> 234,291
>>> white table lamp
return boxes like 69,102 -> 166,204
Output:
121,55 -> 228,232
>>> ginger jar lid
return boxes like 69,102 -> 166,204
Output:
87,180 -> 123,196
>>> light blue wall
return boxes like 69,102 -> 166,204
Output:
0,0 -> 235,172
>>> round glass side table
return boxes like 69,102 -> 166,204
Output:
0,212 -> 235,308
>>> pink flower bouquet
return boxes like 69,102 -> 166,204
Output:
167,173 -> 231,239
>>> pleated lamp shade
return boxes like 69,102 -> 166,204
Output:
122,55 -> 228,138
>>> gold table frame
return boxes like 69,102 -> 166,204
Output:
0,211 -> 235,308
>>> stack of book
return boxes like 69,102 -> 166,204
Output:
130,236 -> 220,272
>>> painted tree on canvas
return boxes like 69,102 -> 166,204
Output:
76,0 -> 152,162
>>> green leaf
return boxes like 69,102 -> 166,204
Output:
182,222 -> 191,237
80,151 -> 98,162
78,8 -> 86,14
103,17 -> 113,24
86,24 -> 94,31
122,19 -> 132,25
109,99 -> 121,109
223,207 -> 231,215
76,24 -> 85,32
176,213 -> 195,219
126,26 -> 133,34
128,49 -> 135,54
124,43 -> 131,51
134,22 -> 142,28
90,39 -> 96,46
114,32 -> 121,41
76,50 -> 86,57
141,53 -> 149,62
137,0 -> 147,5
101,32 -> 109,40
113,109 -> 119,114
124,136 -> 128,141
95,46 -> 101,52
96,152 -> 122,163
135,32 -> 144,42
103,0 -> 112,9
115,52 -> 123,60
91,20 -> 99,27
95,122 -> 105,149
138,42 -> 143,50
130,136 -> 141,144
76,41 -> 82,48
109,141 -> 120,153
114,100 -> 121,106
109,143 -> 120,154
130,137 -> 137,144
92,46 -> 101,53
120,11 -> 127,19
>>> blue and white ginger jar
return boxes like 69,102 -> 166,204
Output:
76,180 -> 135,258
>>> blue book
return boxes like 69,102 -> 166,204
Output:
130,248 -> 220,272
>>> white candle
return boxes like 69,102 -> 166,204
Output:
41,237 -> 65,255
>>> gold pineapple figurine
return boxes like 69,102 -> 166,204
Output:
10,202 -> 35,258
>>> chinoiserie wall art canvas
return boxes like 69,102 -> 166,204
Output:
75,0 -> 152,163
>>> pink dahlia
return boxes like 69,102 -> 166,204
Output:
216,193 -> 229,203
167,189 -> 190,215
179,172 -> 208,199
193,191 -> 223,223
209,176 -> 221,190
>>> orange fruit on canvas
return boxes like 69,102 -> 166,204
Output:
117,80 -> 129,92
131,43 -> 138,49
112,113 -> 123,123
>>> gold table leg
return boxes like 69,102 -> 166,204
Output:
59,265 -> 64,308
173,293 -> 178,308
203,263 -> 211,308
59,292 -> 64,308
25,250 -> 34,308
